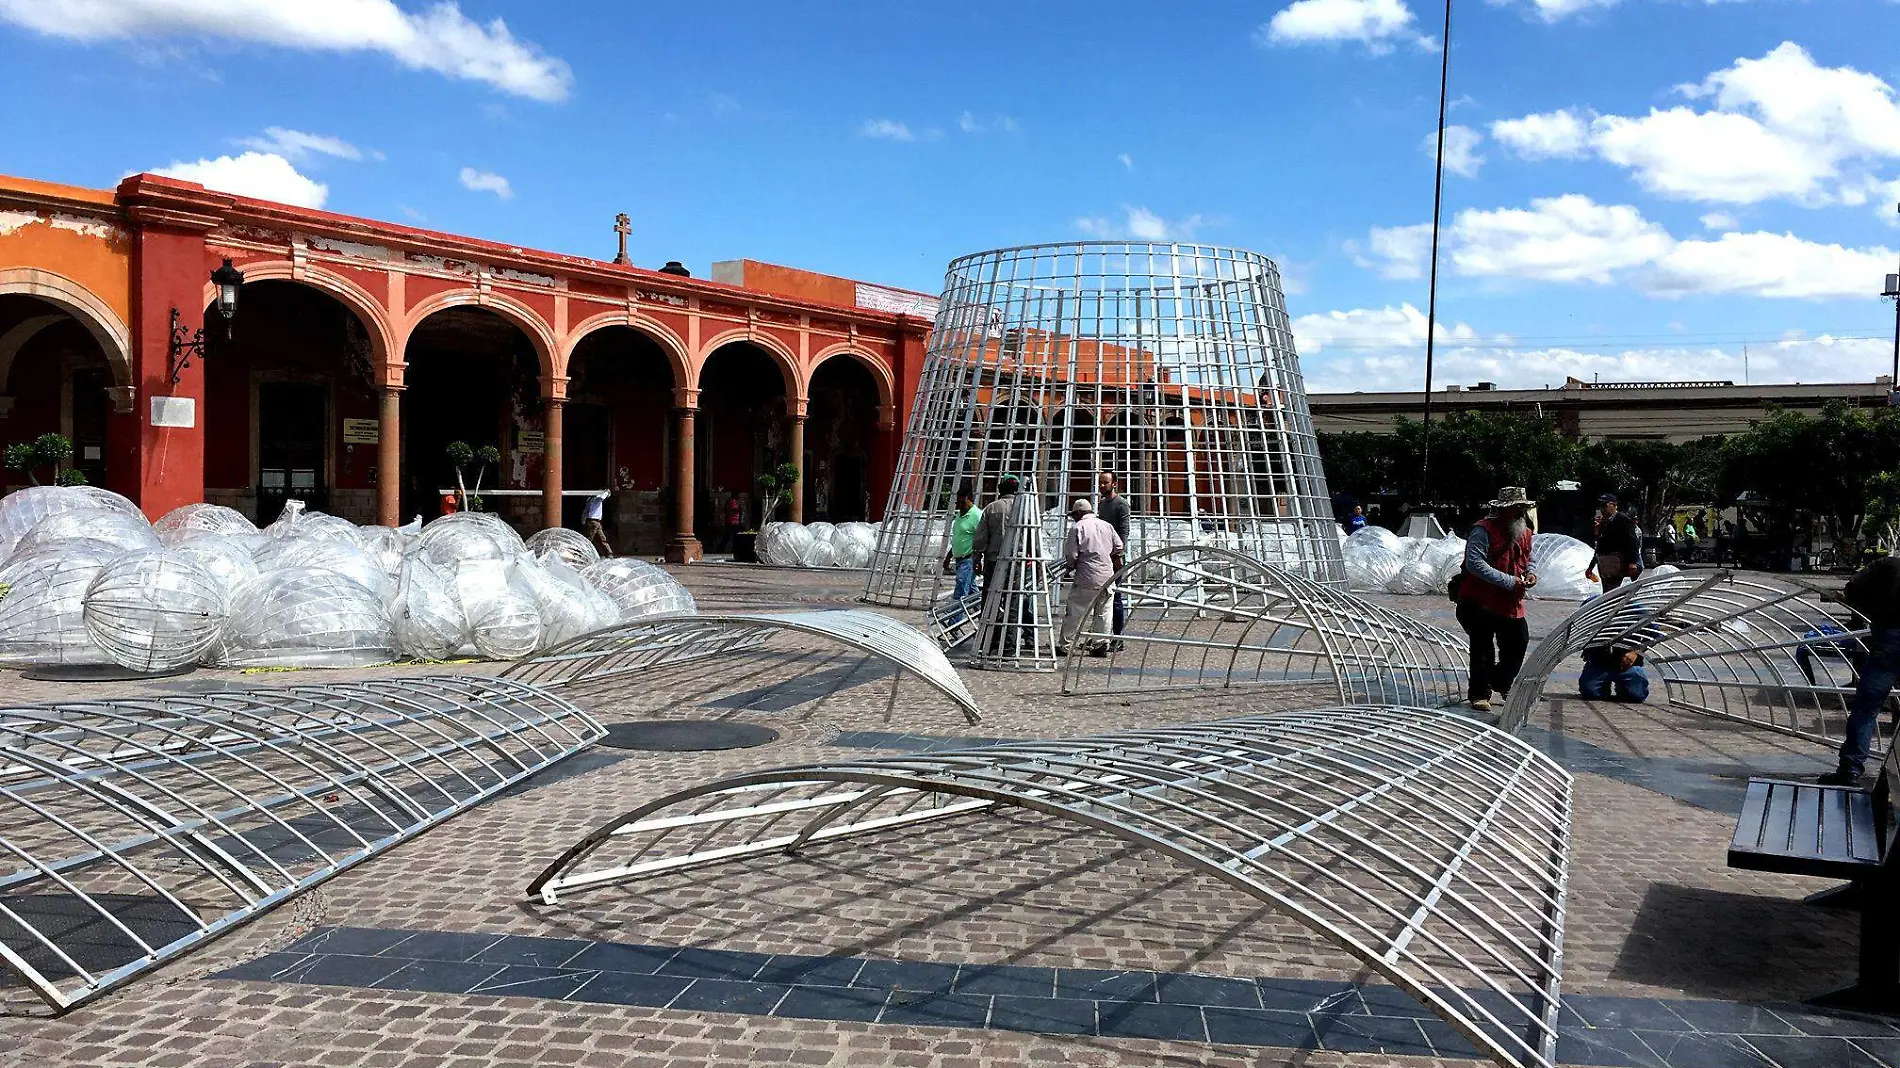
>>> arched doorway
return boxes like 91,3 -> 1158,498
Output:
202,281 -> 382,524
805,356 -> 881,523
566,326 -> 677,553
402,307 -> 545,529
0,295 -> 118,490
696,341 -> 789,548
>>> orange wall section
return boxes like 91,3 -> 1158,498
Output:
0,175 -> 133,326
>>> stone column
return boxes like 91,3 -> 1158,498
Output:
788,412 -> 807,523
666,402 -> 702,563
377,384 -> 402,525
542,398 -> 564,530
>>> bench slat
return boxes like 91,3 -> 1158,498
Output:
1850,789 -> 1880,864
1730,779 -> 1885,880
1793,786 -> 1823,857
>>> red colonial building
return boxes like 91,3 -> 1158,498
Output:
0,171 -> 936,561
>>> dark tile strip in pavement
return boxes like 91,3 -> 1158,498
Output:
215,926 -> 1900,1066
1517,725 -> 1831,814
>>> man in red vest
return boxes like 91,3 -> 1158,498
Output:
1454,486 -> 1539,712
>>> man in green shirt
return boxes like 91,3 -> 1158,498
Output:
943,485 -> 981,600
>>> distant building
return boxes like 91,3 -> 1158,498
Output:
1309,375 -> 1897,442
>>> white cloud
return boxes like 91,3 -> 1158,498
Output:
1353,222 -> 1433,279
955,111 -> 1020,135
1489,109 -> 1589,160
1493,44 -> 1900,207
1075,205 -> 1206,241
1117,153 -> 1134,171
1699,211 -> 1738,231
1258,0 -> 1427,54
238,126 -> 365,161
1292,303 -> 1480,356
0,0 -> 573,101
457,166 -> 512,199
1492,0 -> 1620,22
1356,193 -> 1895,299
1449,195 -> 1673,283
1308,336 -> 1894,393
151,151 -> 327,208
859,118 -> 915,142
1647,231 -> 1897,299
1425,125 -> 1484,177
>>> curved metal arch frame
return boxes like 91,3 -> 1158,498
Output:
529,705 -> 1571,1068
1500,569 -> 1872,749
1061,545 -> 1466,706
0,675 -> 601,1013
501,609 -> 983,724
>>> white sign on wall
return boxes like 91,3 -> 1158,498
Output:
149,396 -> 195,428
855,282 -> 940,320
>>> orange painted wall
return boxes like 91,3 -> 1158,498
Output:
0,176 -> 132,324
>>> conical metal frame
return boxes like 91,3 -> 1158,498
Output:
865,241 -> 1345,609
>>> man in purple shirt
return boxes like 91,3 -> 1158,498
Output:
1059,498 -> 1124,657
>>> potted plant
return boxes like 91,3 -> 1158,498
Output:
445,441 -> 501,512
733,462 -> 798,563
5,432 -> 86,486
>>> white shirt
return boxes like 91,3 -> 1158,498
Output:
1063,514 -> 1124,588
585,496 -> 605,521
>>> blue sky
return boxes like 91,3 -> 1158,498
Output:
0,0 -> 1895,392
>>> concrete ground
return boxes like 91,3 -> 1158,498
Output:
0,562 -> 1882,1068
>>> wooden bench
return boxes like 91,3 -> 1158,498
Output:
1729,740 -> 1900,1010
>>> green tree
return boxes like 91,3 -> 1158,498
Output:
756,462 -> 799,527
3,433 -> 78,486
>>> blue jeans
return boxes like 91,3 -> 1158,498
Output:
953,557 -> 976,600
1838,626 -> 1900,777
1579,659 -> 1650,702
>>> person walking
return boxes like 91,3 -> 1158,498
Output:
1585,494 -> 1641,593
1455,486 -> 1538,712
941,484 -> 981,602
971,476 -> 1023,653
1059,498 -> 1124,656
1096,472 -> 1132,641
1345,504 -> 1368,534
583,490 -> 614,557
1681,520 -> 1698,563
1819,554 -> 1900,785
723,493 -> 744,554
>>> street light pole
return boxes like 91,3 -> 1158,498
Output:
1419,0 -> 1453,510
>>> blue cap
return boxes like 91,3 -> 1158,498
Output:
1599,493 -> 1617,503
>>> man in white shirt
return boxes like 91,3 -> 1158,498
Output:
584,490 -> 613,557
1059,498 -> 1124,656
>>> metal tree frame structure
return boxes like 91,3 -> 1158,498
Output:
530,705 -> 1572,1068
501,609 -> 983,724
1500,569 -> 1875,750
1062,545 -> 1466,706
0,675 -> 600,1013
972,484 -> 1061,672
864,241 -> 1345,610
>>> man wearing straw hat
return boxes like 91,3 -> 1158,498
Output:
1454,486 -> 1539,712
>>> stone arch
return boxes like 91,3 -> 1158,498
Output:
562,311 -> 690,389
0,268 -> 132,389
402,288 -> 558,381
696,328 -> 801,403
808,343 -> 896,411
207,261 -> 397,375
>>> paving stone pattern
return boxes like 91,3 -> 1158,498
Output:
221,925 -> 1900,1067
0,563 -> 1886,1068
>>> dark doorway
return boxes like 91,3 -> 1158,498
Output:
401,307 -> 542,524
696,342 -> 788,546
71,367 -> 110,486
832,453 -> 867,522
258,381 -> 327,523
805,357 -> 880,523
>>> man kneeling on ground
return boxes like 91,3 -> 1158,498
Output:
1578,646 -> 1649,702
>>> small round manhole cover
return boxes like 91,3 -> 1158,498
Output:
21,663 -> 196,683
600,721 -> 781,752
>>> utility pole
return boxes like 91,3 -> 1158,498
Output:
1419,0 -> 1454,510
1888,202 -> 1900,393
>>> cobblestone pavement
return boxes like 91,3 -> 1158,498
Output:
0,562 -> 1882,1067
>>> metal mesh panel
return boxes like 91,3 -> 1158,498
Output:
1062,545 -> 1466,706
1500,569 -> 1874,750
864,242 -> 1345,609
0,675 -> 600,1012
530,705 -> 1571,1068
501,609 -> 982,724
